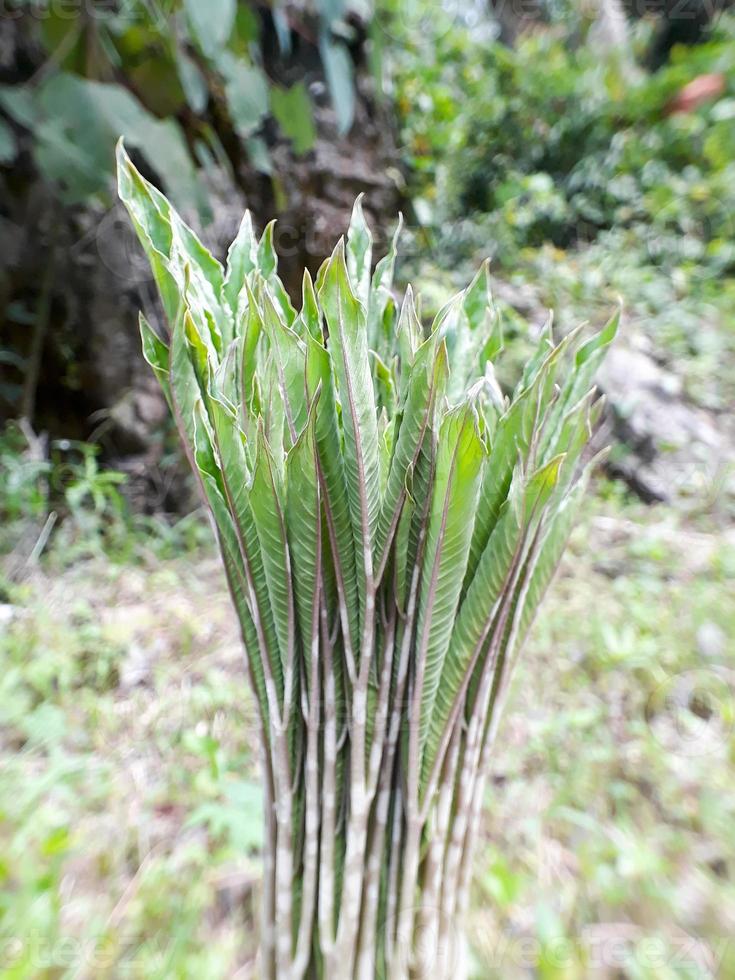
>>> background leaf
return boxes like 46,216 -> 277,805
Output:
0,118 -> 18,165
219,53 -> 270,140
319,33 -> 355,135
184,0 -> 236,58
271,83 -> 317,156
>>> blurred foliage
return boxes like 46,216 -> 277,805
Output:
0,425 -> 127,532
383,8 -> 735,412
0,0 -> 368,216
0,423 -> 210,565
0,547 -> 261,978
0,425 -> 50,526
390,11 -> 735,268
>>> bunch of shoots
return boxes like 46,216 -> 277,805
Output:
118,141 -> 616,979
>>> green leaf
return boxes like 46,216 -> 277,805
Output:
245,135 -> 273,175
403,414 -> 436,603
212,337 -> 241,411
415,402 -> 485,759
117,141 -> 229,346
368,215 -> 403,357
319,33 -> 355,135
238,289 -> 264,426
39,75 -> 204,213
375,338 -> 447,574
271,82 -> 317,155
256,221 -> 297,325
0,86 -> 40,130
318,240 -> 381,629
139,313 -> 171,406
394,286 -> 422,398
392,481 -> 415,613
464,330 -> 570,591
192,404 -> 271,731
261,283 -> 308,445
525,453 -> 567,518
346,195 -> 373,309
222,538 -> 271,733
219,53 -> 269,139
297,269 -> 322,340
223,211 -> 258,313
286,411 -> 322,668
305,333 -> 360,658
516,471 -> 590,643
0,118 -> 17,165
564,310 -> 620,411
184,0 -> 236,57
169,301 -> 205,457
444,261 -> 499,402
257,220 -> 278,279
250,427 -> 294,673
116,140 -> 173,257
177,49 -> 209,114
208,396 -> 285,705
425,449 -> 568,786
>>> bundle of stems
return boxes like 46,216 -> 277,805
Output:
118,141 -> 616,980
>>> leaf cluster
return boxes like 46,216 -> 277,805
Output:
117,139 -> 617,797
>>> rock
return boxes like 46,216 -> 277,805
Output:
598,343 -> 735,504
696,622 -> 727,661
118,641 -> 153,691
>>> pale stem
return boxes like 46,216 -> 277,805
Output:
418,726 -> 461,975
292,506 -> 323,978
318,596 -> 338,958
328,572 -> 376,977
383,789 -> 404,978
356,613 -> 400,979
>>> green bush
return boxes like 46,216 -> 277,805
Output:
392,12 -> 735,268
